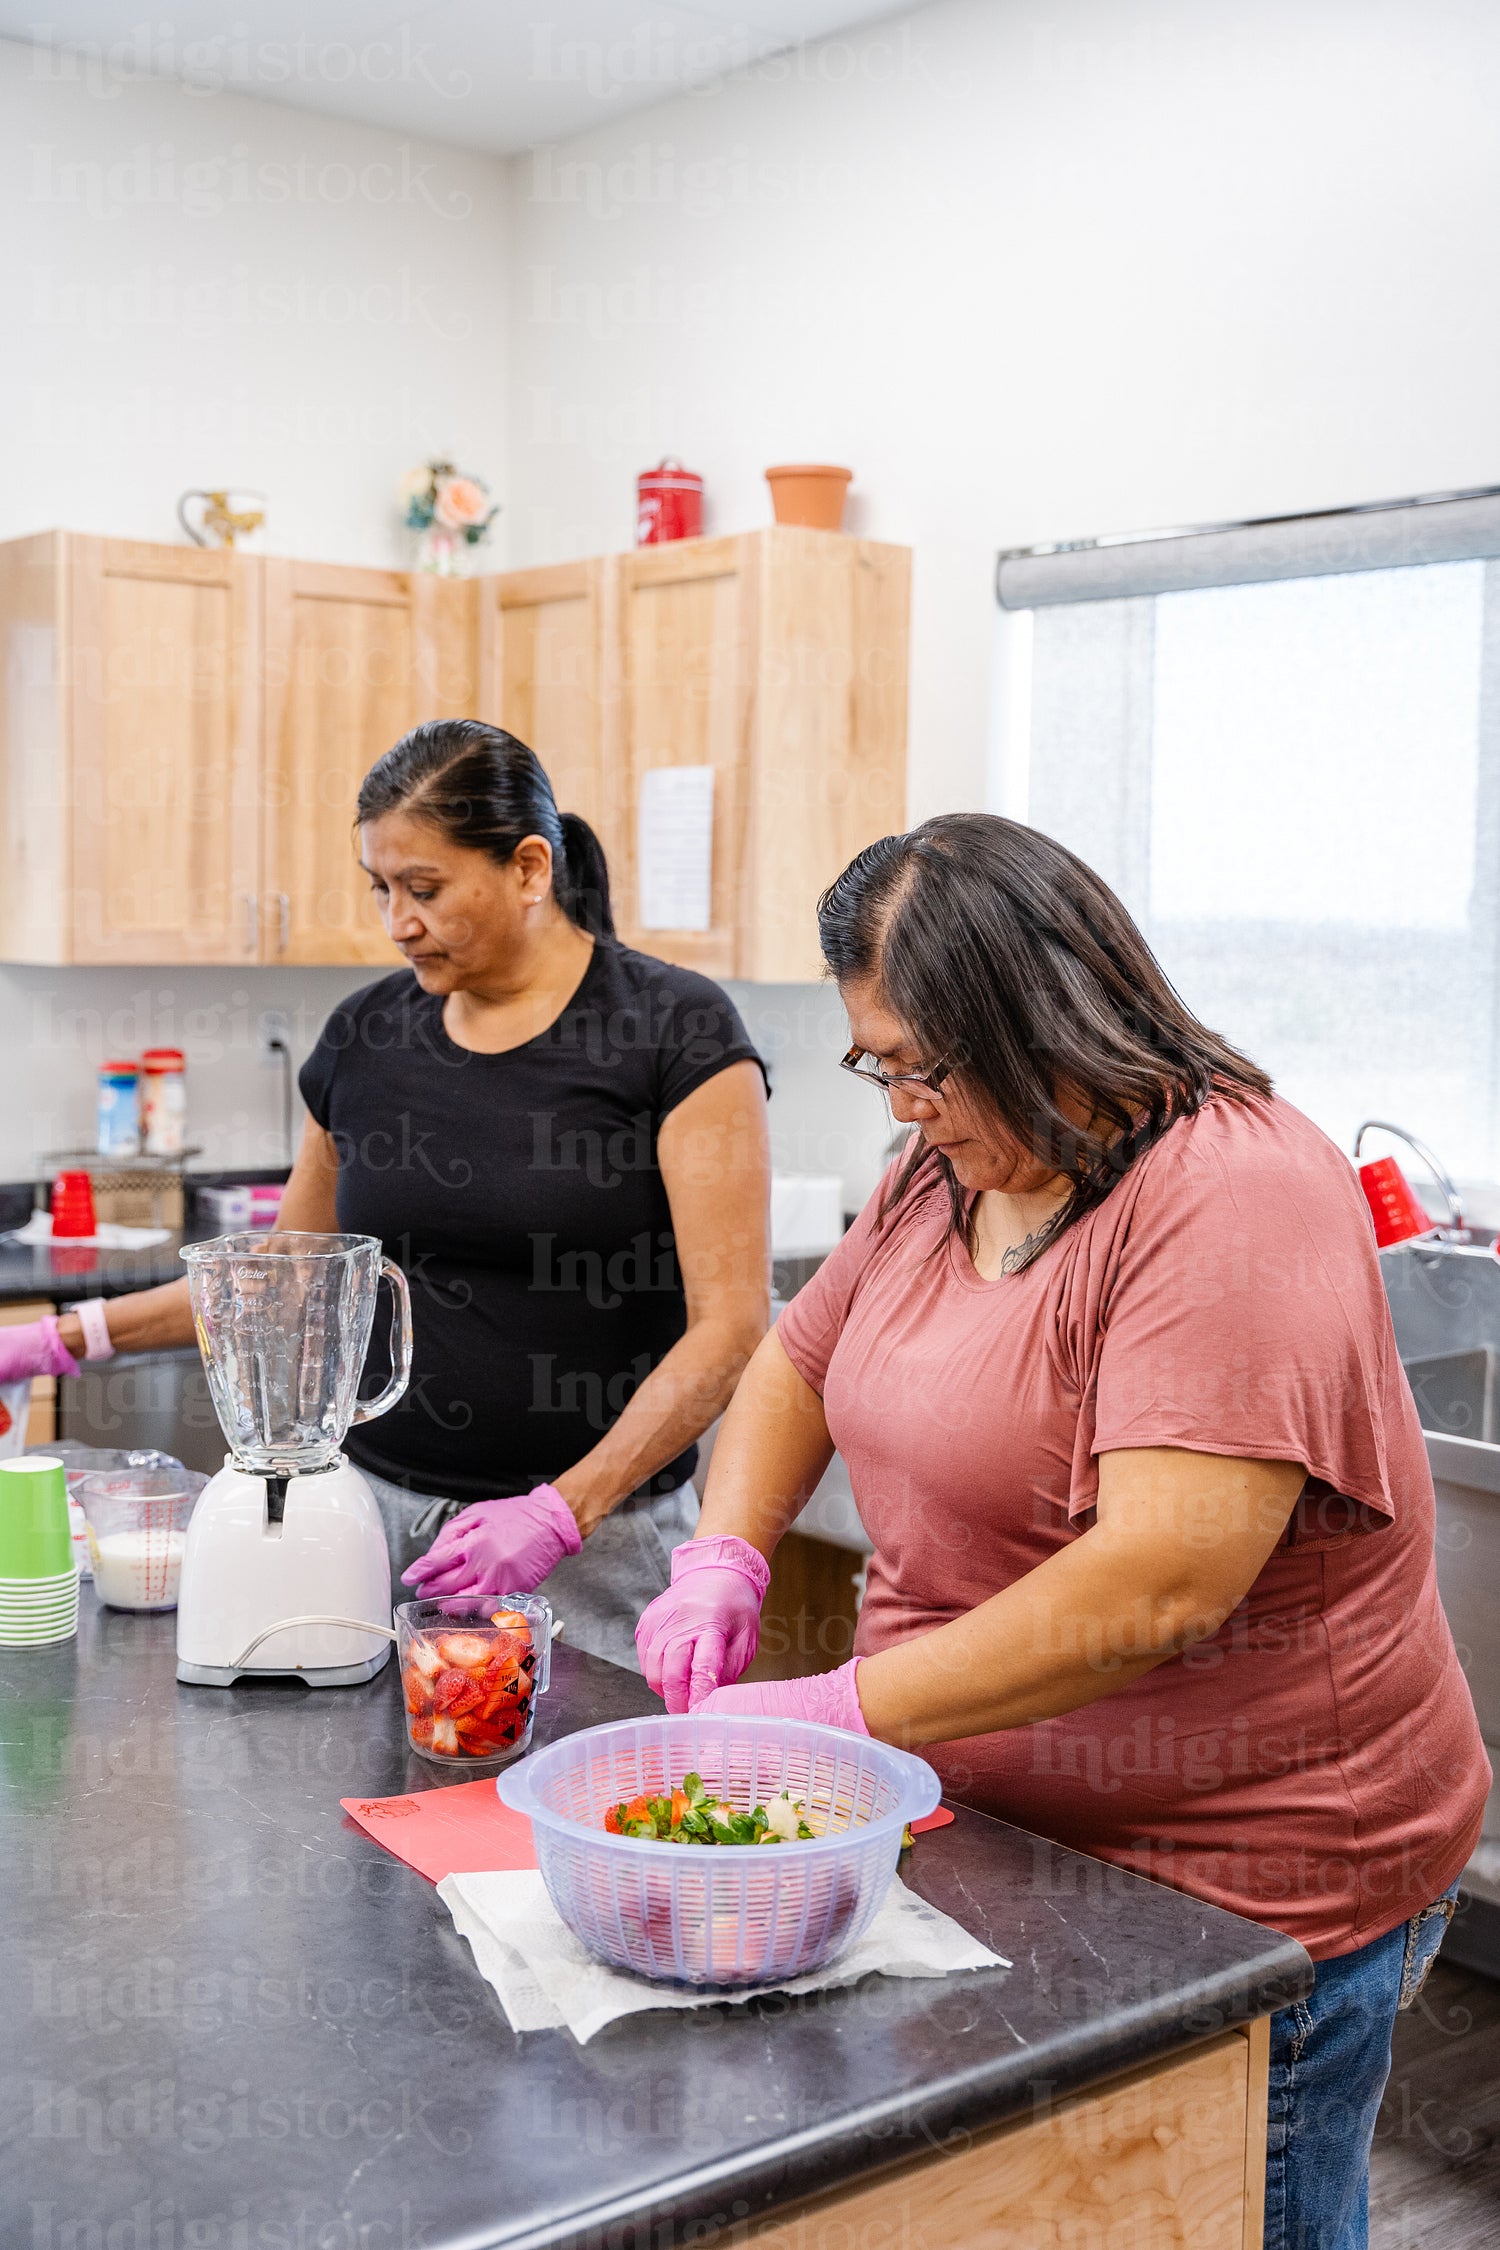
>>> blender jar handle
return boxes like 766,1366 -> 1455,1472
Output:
350,1257 -> 413,1426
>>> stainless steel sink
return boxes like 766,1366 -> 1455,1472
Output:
1404,1347 -> 1500,1445
1383,1240 -> 1500,1946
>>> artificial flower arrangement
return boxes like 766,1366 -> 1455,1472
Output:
399,459 -> 499,551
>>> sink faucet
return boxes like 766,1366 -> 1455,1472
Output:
1353,1119 -> 1469,1242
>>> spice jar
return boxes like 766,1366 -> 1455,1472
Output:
96,1061 -> 139,1156
141,1049 -> 186,1157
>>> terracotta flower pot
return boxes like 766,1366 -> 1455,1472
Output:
765,464 -> 853,531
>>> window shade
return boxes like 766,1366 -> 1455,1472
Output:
997,486 -> 1500,609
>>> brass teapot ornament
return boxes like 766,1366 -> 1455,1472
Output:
177,489 -> 266,550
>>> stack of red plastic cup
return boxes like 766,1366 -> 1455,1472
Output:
50,1171 -> 97,1241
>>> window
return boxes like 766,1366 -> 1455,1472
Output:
998,492 -> 1500,1180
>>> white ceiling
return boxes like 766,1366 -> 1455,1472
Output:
1,1 -> 918,153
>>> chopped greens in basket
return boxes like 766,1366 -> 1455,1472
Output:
603,1769 -> 816,1845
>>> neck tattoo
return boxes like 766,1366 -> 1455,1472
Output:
999,1227 -> 1048,1276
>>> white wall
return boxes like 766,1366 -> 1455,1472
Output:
504,0 -> 1500,825
0,38 -> 510,561
729,982 -> 896,1211
6,964 -> 372,1181
0,42 -> 510,1180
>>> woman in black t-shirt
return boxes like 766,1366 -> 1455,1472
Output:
35,722 -> 771,1668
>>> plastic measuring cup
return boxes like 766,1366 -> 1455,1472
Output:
395,1595 -> 551,1766
77,1464 -> 207,1611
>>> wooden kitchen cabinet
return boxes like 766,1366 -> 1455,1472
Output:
260,560 -> 417,967
258,564 -> 482,965
479,528 -> 910,982
0,534 -> 454,968
0,533 -> 261,964
610,535 -> 754,979
2,526 -> 909,978
611,529 -> 909,980
476,558 -> 615,841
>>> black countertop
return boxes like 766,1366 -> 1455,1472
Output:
2,1598 -> 1312,2249
0,1222 -> 209,1304
0,1174 -> 292,1303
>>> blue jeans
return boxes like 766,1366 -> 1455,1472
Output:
1265,1881 -> 1459,2249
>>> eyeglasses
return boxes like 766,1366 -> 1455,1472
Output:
840,1046 -> 952,1097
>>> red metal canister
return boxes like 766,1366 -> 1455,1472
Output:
636,459 -> 703,546
1356,1155 -> 1435,1248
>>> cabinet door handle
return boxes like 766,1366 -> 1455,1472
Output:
243,893 -> 259,954
275,892 -> 290,952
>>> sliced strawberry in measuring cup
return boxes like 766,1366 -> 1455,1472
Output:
435,1632 -> 494,1671
433,1668 -> 484,1716
406,1636 -> 444,1680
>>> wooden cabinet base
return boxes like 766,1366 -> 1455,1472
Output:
744,1529 -> 863,1684
750,2020 -> 1269,2250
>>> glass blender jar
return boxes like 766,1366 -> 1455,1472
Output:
181,1229 -> 412,1475
174,1231 -> 413,1687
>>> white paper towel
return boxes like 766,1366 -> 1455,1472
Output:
438,1868 -> 1007,2045
6,1214 -> 171,1249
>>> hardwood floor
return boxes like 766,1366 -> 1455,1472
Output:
1370,1962 -> 1500,2247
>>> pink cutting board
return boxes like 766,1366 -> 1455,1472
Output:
910,1807 -> 955,1835
340,1779 -> 538,1883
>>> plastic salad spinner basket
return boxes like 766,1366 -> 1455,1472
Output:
497,1713 -> 942,1987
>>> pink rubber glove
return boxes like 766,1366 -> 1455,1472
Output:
635,1535 -> 771,1713
694,1657 -> 870,1735
400,1484 -> 582,1600
0,1317 -> 81,1384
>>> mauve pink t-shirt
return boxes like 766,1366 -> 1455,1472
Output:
778,1094 -> 1488,1958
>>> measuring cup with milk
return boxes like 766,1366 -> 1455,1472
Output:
76,1465 -> 207,1611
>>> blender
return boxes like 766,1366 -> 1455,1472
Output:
175,1231 -> 412,1688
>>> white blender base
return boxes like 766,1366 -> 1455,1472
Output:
177,1648 -> 390,1690
176,1453 -> 394,1689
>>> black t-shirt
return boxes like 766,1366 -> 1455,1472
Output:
298,942 -> 765,1503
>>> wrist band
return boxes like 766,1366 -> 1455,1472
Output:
71,1297 -> 115,1362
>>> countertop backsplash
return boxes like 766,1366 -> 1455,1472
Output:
6,969 -> 892,1226
0,961 -> 373,1185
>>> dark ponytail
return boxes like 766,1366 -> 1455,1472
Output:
357,719 -> 614,939
555,811 -> 613,938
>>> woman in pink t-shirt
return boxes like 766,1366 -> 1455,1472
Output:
636,813 -> 1488,2250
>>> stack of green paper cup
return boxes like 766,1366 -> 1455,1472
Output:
0,1456 -> 80,1644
